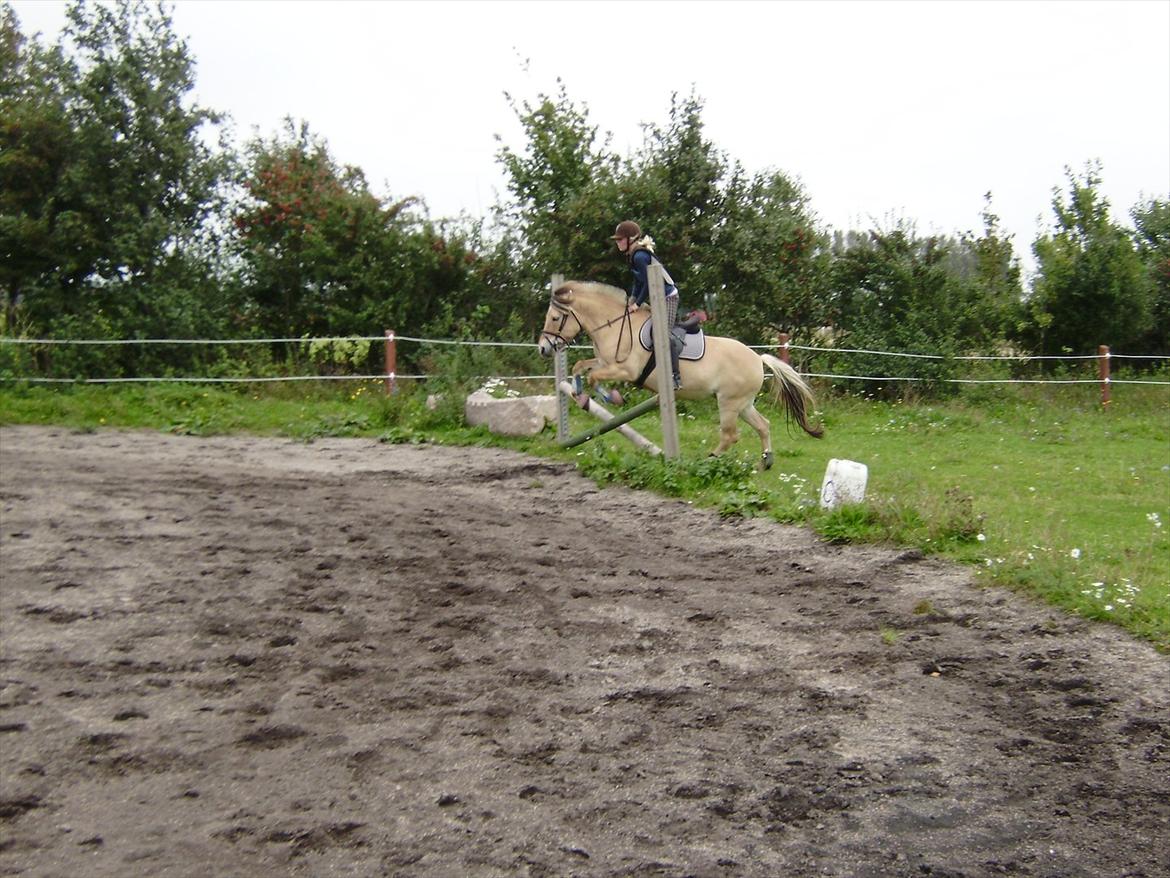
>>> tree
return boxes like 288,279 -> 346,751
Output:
707,167 -> 829,343
234,119 -> 384,338
1027,163 -> 1150,358
494,85 -> 825,345
631,92 -> 728,289
1,0 -> 229,375
1130,198 -> 1170,355
0,6 -> 74,328
232,119 -> 493,369
956,193 -> 1024,349
494,78 -> 617,295
825,223 -> 976,396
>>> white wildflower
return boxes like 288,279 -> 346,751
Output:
1070,548 -> 1081,560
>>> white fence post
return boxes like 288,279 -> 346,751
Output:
384,330 -> 396,395
550,274 -> 569,442
647,263 -> 680,460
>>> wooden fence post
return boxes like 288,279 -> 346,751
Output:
778,332 -> 790,365
384,330 -> 397,395
1098,344 -> 1110,408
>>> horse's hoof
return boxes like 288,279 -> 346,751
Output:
761,451 -> 774,470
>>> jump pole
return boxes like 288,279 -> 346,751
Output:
647,263 -> 680,459
556,381 -> 663,454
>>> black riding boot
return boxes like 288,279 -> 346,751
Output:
669,328 -> 684,390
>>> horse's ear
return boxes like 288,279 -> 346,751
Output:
552,284 -> 573,304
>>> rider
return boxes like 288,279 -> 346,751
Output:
610,220 -> 683,389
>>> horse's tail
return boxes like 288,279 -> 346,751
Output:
760,354 -> 824,439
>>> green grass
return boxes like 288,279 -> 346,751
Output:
2,378 -> 1167,651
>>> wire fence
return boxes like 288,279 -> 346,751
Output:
1,333 -> 1168,388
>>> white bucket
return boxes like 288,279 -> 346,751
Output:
820,459 -> 868,509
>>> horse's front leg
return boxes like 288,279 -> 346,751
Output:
586,362 -> 638,386
571,357 -> 600,377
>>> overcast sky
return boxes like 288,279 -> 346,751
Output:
11,0 -> 1170,274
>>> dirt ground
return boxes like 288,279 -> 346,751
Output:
0,425 -> 1167,878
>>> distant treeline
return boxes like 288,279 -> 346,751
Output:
2,2 -> 1167,391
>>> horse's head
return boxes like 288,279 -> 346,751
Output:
537,284 -> 582,358
538,281 -> 632,358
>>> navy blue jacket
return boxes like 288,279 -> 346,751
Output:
628,247 -> 678,307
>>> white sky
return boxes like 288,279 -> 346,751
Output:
11,0 -> 1170,273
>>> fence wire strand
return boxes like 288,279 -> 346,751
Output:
2,333 -> 1167,386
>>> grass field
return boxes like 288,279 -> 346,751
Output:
1,378 -> 1167,651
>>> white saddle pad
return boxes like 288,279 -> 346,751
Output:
638,320 -> 706,360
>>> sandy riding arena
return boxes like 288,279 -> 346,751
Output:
1,426 -> 1167,877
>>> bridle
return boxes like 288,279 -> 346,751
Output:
541,298 -> 636,363
539,300 -> 581,353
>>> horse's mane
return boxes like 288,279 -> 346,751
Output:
564,280 -> 627,306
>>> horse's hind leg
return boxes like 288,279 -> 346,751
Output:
709,396 -> 742,456
739,404 -> 773,470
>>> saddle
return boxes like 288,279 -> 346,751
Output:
633,310 -> 708,389
637,312 -> 707,359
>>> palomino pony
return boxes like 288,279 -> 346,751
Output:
537,281 -> 822,468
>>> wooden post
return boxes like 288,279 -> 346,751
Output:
1098,344 -> 1111,408
384,330 -> 397,395
778,332 -> 791,365
647,263 -> 680,460
551,273 -> 569,441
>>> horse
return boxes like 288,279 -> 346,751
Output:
537,281 -> 822,468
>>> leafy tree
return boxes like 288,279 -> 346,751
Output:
1,0 -> 230,376
1027,163 -> 1150,358
494,78 -> 617,295
707,166 -> 829,343
824,224 -> 975,396
955,193 -> 1024,349
630,91 -> 728,292
0,6 -> 73,329
494,85 -> 825,345
234,118 -> 386,338
232,119 -> 493,370
1130,197 -> 1170,355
